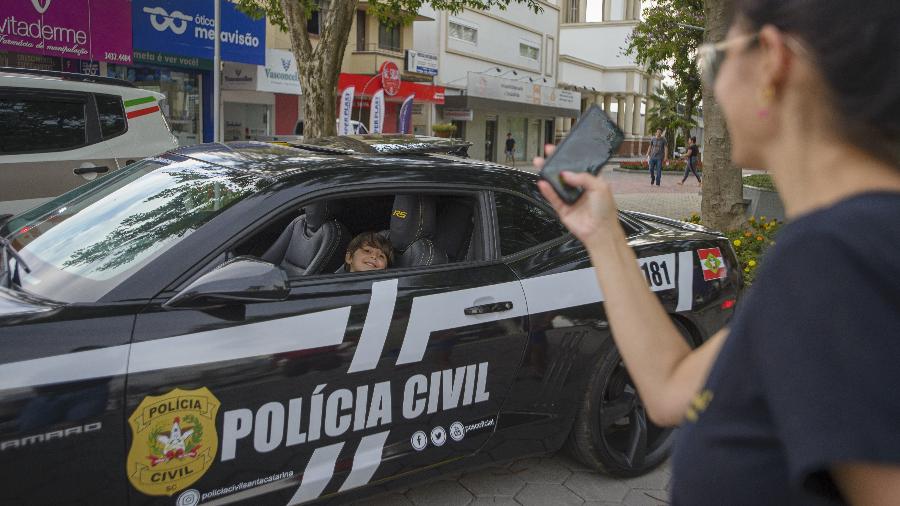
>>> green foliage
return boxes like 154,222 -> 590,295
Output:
742,174 -> 776,191
625,0 -> 704,141
183,414 -> 203,452
148,425 -> 164,456
645,83 -> 697,150
237,0 -> 544,32
684,213 -> 782,287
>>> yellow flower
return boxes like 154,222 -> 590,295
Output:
760,216 -> 767,222
744,267 -> 750,272
748,217 -> 756,223
756,236 -> 764,242
744,231 -> 752,237
733,239 -> 742,247
749,260 -> 757,267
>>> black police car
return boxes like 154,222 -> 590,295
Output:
0,136 -> 740,505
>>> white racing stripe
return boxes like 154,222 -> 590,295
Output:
676,251 -> 694,312
396,280 -> 528,365
521,267 -> 602,315
348,280 -> 398,373
338,430 -> 390,492
287,442 -> 344,505
0,345 -> 130,391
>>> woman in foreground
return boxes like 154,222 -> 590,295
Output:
537,0 -> 900,504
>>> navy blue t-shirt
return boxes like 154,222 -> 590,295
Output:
672,192 -> 900,505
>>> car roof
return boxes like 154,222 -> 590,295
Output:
162,138 -> 539,191
0,67 -> 165,100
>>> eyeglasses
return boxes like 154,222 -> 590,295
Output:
698,32 -> 760,87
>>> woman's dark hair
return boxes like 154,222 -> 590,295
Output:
690,136 -> 697,143
735,0 -> 900,165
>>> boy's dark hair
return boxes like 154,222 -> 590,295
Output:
345,231 -> 393,267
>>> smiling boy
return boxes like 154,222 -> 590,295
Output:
344,232 -> 393,272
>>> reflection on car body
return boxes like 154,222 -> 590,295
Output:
0,135 -> 740,505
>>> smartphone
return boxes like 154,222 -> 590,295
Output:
540,105 -> 624,203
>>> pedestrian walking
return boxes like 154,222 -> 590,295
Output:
646,128 -> 668,186
535,0 -> 900,503
504,133 -> 516,166
678,136 -> 702,185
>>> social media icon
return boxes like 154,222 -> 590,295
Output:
411,430 -> 428,451
449,421 -> 465,442
430,426 -> 447,447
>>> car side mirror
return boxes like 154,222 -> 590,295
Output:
164,256 -> 289,309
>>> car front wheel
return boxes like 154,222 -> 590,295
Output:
566,321 -> 695,477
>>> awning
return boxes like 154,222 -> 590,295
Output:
443,95 -> 579,118
339,73 -> 445,104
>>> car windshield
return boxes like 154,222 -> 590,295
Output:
6,157 -> 266,302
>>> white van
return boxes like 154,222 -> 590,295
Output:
0,68 -> 178,210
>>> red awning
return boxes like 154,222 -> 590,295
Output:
339,73 -> 445,104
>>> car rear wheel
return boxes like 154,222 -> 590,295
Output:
566,321 -> 694,477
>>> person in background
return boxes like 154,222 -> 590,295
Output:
505,133 -> 516,166
536,0 -> 900,503
646,128 -> 668,186
678,136 -> 702,185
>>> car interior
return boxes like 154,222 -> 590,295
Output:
229,193 -> 481,278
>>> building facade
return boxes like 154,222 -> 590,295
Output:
414,1 -> 580,163
558,0 -> 661,155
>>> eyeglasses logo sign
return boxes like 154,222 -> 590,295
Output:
143,6 -> 192,35
127,387 -> 220,497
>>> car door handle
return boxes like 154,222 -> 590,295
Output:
73,165 -> 110,175
464,301 -> 514,316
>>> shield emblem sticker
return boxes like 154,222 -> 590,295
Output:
126,387 -> 220,496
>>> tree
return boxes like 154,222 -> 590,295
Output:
700,0 -> 744,230
236,0 -> 542,138
645,83 -> 698,151
624,0 -> 704,147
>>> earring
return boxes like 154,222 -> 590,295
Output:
757,86 -> 775,119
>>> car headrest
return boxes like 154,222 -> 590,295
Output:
435,199 -> 474,262
304,201 -> 342,232
390,195 -> 437,251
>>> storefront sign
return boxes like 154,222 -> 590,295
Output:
405,50 -> 438,76
222,61 -> 256,89
258,49 -> 300,94
380,61 -> 401,97
467,73 -> 580,111
133,49 -> 213,70
339,74 -> 445,105
0,0 -> 132,63
133,0 -> 265,66
444,109 -> 474,121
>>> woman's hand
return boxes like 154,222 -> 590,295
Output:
534,146 -> 621,250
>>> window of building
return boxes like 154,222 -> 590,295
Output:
566,0 -> 580,23
0,97 -> 86,153
494,192 -> 568,256
307,1 -> 322,35
519,42 -> 540,61
95,94 -> 127,139
356,10 -> 367,50
449,20 -> 477,44
378,22 -> 401,52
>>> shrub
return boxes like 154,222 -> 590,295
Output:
742,174 -> 776,191
683,214 -> 782,287
431,123 -> 457,138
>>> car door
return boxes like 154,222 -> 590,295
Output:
0,89 -> 116,204
124,190 -> 529,505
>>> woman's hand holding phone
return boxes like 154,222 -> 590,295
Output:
535,146 -> 622,251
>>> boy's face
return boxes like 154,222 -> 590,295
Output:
346,243 -> 388,272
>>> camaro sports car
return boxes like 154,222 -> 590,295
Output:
0,136 -> 740,505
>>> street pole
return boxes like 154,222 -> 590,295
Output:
213,0 -> 221,143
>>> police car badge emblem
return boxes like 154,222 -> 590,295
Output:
126,387 -> 220,496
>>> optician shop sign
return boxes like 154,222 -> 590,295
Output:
133,0 -> 265,67
0,0 -> 132,63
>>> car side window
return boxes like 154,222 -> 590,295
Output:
0,96 -> 87,153
494,192 -> 568,256
96,94 -> 127,139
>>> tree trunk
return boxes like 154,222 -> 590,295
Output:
282,0 -> 358,138
701,0 -> 745,231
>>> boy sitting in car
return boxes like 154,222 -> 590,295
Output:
344,231 -> 393,272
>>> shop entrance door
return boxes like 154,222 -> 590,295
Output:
484,119 -> 497,162
224,102 -> 271,141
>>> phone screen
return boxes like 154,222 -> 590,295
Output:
539,105 -> 623,203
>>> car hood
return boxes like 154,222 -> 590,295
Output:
0,286 -> 60,320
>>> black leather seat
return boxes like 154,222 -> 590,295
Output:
387,195 -> 447,268
434,199 -> 475,262
262,201 -> 350,276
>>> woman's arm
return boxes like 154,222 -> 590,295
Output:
833,463 -> 900,506
537,167 -> 726,426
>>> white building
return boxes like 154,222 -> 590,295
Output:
414,1 -> 581,163
558,0 -> 661,155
